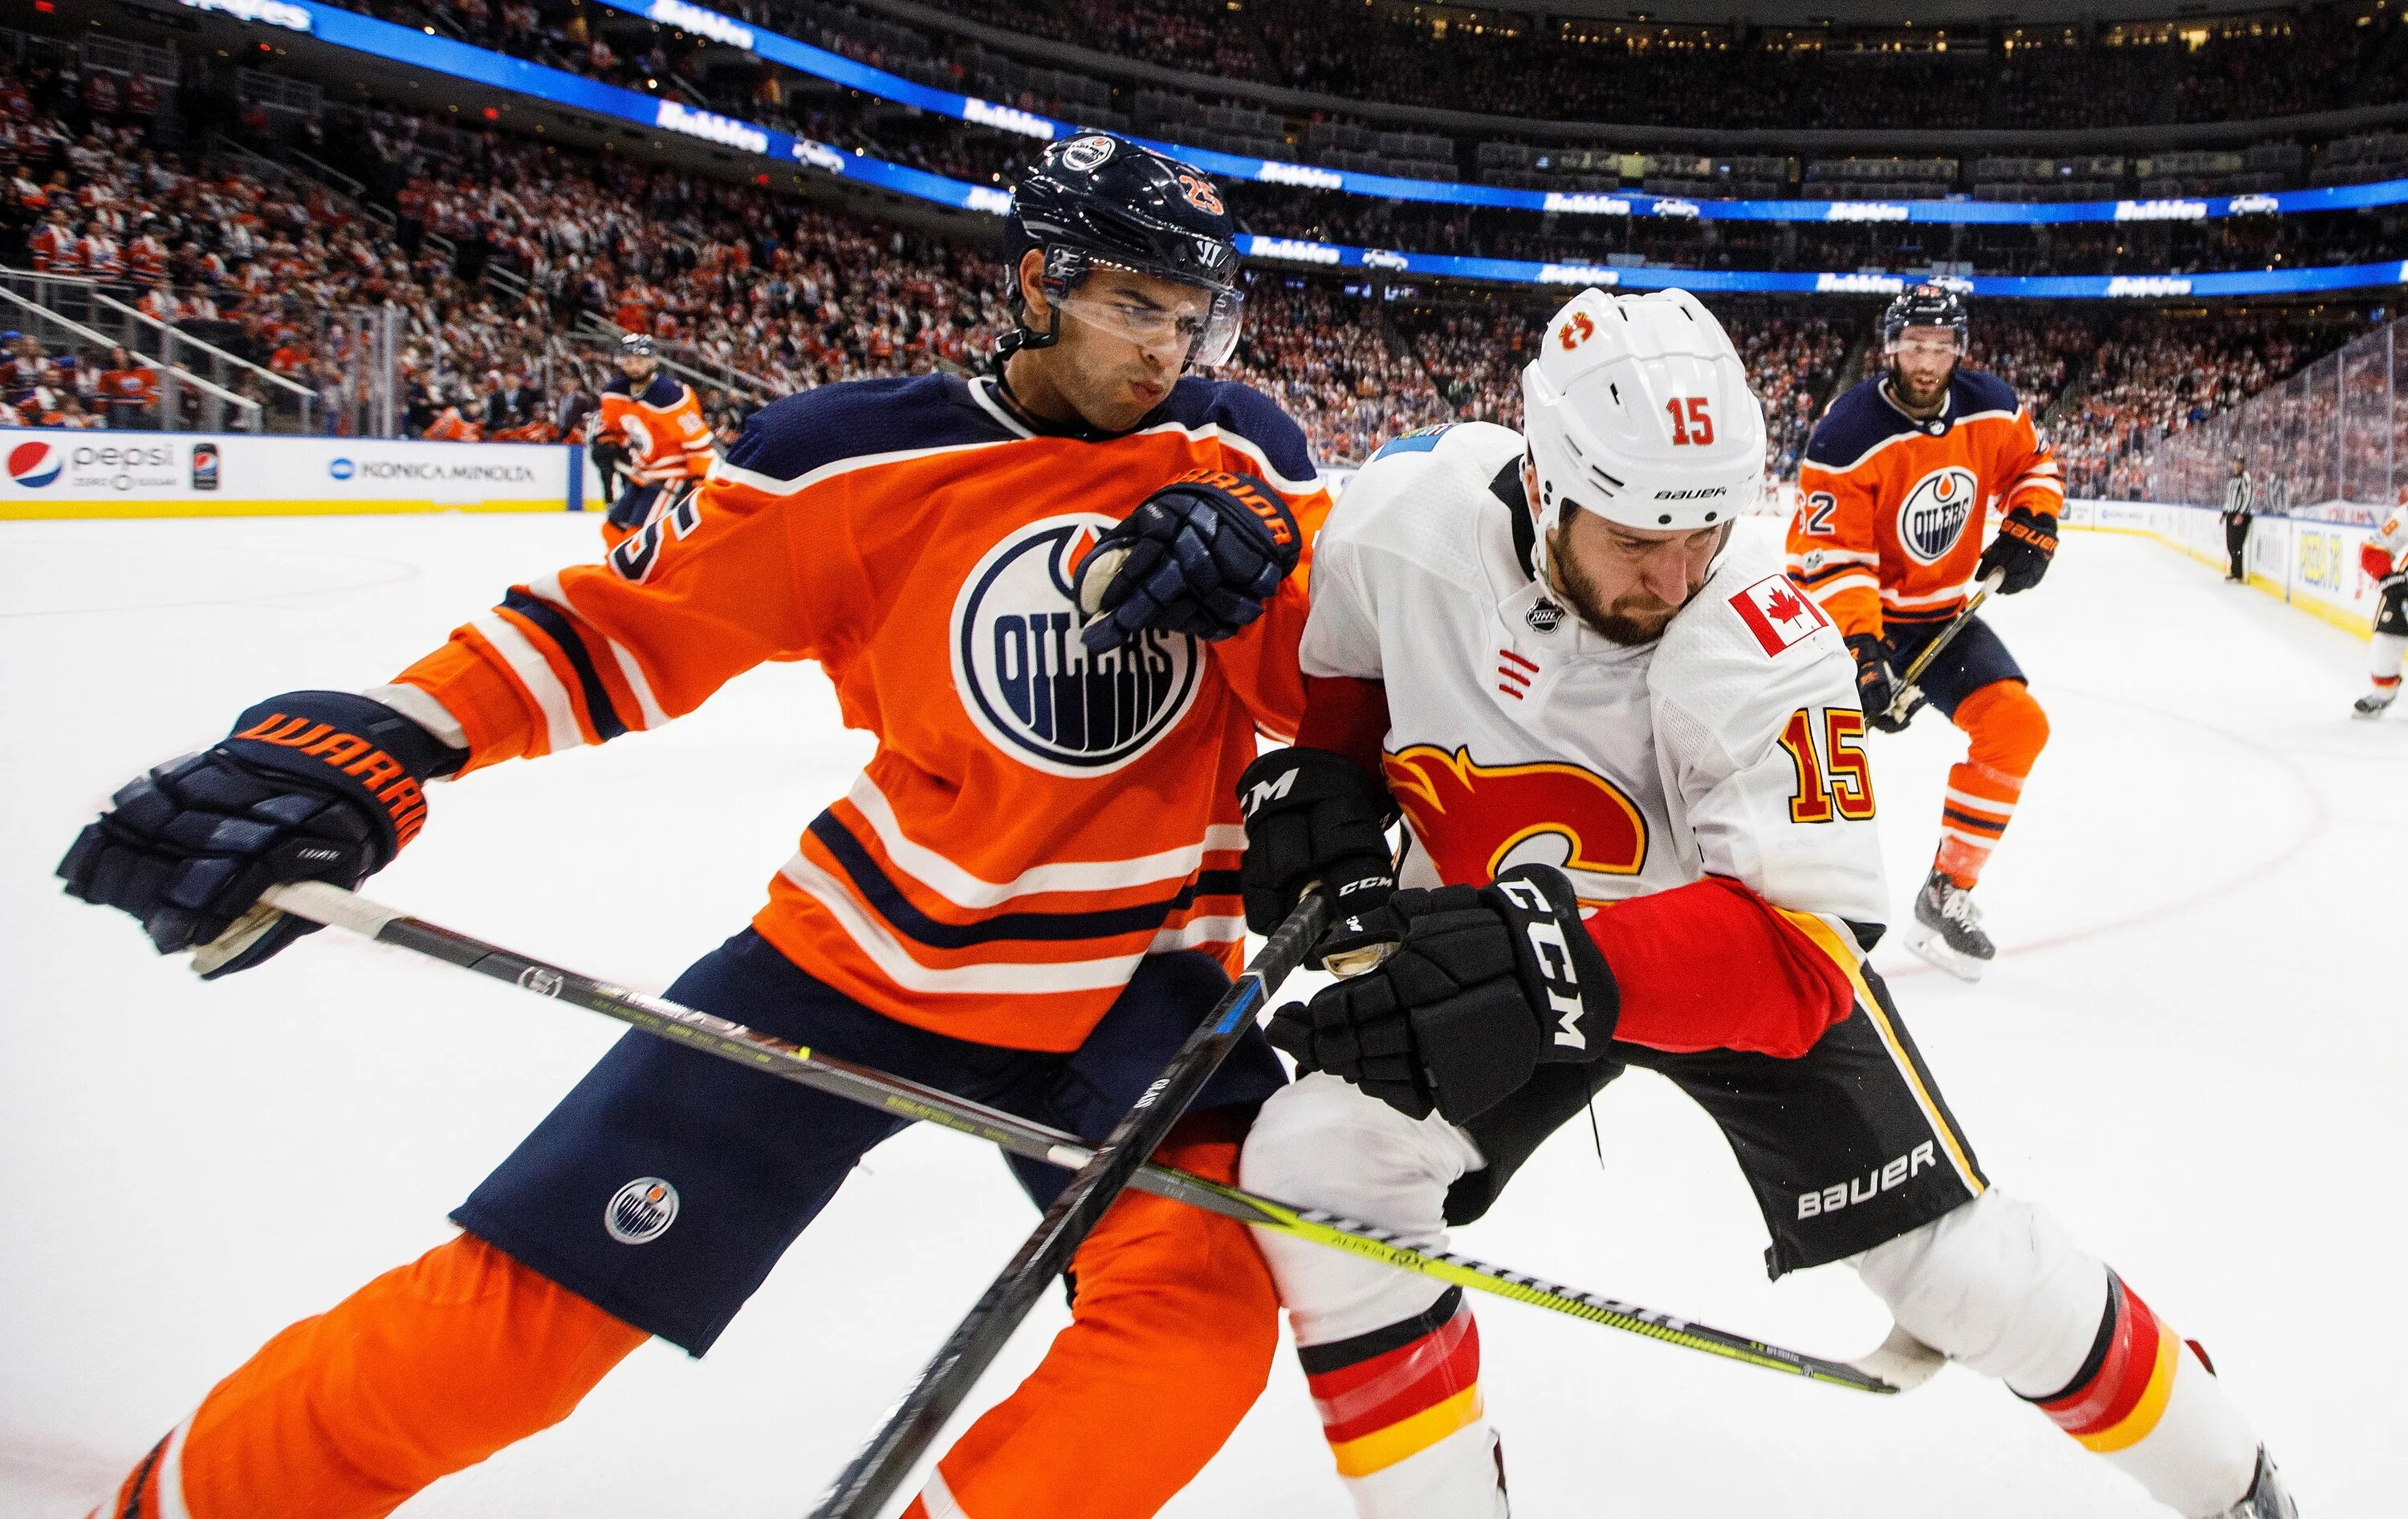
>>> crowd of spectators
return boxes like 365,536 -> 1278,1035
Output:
1384,297 -> 1848,489
0,59 -> 441,433
874,0 -> 2400,131
1973,312 -> 2093,417
315,0 -> 2408,184
2051,314 -> 2351,497
0,39 -> 2370,490
275,0 -> 2408,288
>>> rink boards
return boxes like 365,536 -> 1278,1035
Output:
2066,497 -> 2390,639
0,428 -> 587,520
1,428 -> 2386,642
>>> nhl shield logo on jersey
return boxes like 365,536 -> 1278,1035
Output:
1384,745 -> 1648,903
1897,466 -> 1981,564
953,514 -> 1202,777
604,1177 -> 679,1245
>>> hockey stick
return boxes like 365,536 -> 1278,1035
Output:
1888,569 -> 2005,725
205,883 -> 1940,1400
806,889 -> 1329,1517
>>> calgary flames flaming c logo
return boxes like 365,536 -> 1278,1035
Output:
1382,745 -> 1648,902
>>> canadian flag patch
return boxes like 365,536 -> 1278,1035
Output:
1729,575 -> 1830,656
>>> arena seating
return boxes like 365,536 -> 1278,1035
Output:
0,42 -> 2369,481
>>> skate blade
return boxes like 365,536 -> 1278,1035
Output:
1906,925 -> 1988,982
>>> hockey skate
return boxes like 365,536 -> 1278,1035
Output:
2219,1448 -> 2299,1519
1907,867 -> 1994,981
2353,687 -> 2395,719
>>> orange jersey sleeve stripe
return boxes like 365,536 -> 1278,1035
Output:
519,573 -> 663,736
397,629 -> 540,770
491,603 -> 609,749
812,809 -> 1230,938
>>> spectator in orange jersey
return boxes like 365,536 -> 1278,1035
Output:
96,345 -> 156,430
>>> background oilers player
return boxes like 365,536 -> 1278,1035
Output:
2356,492 -> 2408,717
1786,283 -> 2064,980
56,134 -> 1332,1519
593,330 -> 716,547
1227,288 -> 2293,1519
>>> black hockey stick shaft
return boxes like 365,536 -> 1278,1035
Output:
236,883 -> 1923,1398
1889,569 -> 2004,721
807,891 -> 1329,1518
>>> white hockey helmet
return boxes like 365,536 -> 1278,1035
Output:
1520,288 -> 1764,567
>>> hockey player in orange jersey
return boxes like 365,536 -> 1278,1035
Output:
592,330 -> 715,549
59,135 -> 1329,1519
1787,284 -> 2063,979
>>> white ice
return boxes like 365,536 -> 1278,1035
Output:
2,514 -> 2399,1517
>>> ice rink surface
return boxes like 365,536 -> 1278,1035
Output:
2,512 -> 2400,1517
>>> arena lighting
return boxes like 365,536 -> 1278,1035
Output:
233,0 -> 2408,301
585,0 -> 2408,228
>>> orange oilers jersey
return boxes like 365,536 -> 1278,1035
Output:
596,370 -> 715,485
384,373 -> 1332,1050
1787,369 -> 2064,640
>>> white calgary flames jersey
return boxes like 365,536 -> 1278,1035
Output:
2372,506 -> 2408,575
1304,421 -> 1889,936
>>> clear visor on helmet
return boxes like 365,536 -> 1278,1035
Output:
1054,274 -> 1244,368
1885,327 -> 1965,359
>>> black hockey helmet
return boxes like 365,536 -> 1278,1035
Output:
1881,282 -> 1970,352
1000,132 -> 1243,367
618,331 -> 657,359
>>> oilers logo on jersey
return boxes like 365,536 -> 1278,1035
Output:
952,514 -> 1202,775
1898,466 -> 1980,564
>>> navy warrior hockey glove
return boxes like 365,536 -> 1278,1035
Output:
1236,746 -> 1398,960
1076,468 -> 1301,652
1266,864 -> 1619,1124
58,691 -> 465,977
1847,634 -> 1922,733
1975,506 -> 2058,595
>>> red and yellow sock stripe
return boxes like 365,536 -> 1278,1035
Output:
2032,1274 -> 2182,1453
1301,1289 -> 1486,1479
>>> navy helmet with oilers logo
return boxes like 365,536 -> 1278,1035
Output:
1520,287 -> 1765,572
1881,282 -> 1970,355
1001,133 -> 1244,368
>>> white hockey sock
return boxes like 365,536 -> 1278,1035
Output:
2369,630 -> 2406,685
1857,1192 -> 2261,1517
1242,1074 -> 1505,1517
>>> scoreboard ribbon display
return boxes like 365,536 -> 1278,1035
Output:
209,0 -> 2408,301
582,0 -> 2408,230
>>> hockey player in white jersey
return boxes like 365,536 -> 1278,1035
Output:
2353,498 -> 2406,717
1230,289 -> 2295,1519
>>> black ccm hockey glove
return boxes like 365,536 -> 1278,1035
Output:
1846,634 -> 1922,733
1076,469 -> 1301,652
1236,746 -> 1398,958
1975,506 -> 2059,595
58,691 -> 464,977
1266,865 -> 1618,1124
